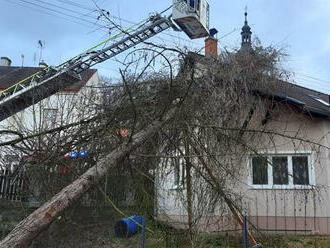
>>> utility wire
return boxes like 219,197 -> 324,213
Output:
160,4 -> 173,14
52,0 -> 100,20
10,0 -> 185,47
54,0 -> 93,12
9,0 -> 203,48
4,0 -> 95,28
31,0 -> 113,29
11,0 -> 108,29
51,1 -> 204,48
6,1 -> 329,89
30,0 -> 99,22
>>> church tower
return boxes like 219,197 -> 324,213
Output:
241,7 -> 252,49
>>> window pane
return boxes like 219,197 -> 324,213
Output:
252,157 -> 268,185
293,156 -> 309,185
173,157 -> 185,187
173,157 -> 180,186
272,157 -> 288,185
190,0 -> 194,8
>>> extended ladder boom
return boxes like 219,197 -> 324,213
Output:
0,14 -> 173,122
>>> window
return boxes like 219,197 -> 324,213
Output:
249,153 -> 314,189
189,0 -> 195,8
172,155 -> 185,189
272,156 -> 288,185
292,156 -> 309,185
252,157 -> 268,185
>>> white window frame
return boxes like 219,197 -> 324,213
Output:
247,151 -> 315,190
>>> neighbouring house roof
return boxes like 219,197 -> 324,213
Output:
0,66 -> 97,93
256,81 -> 330,118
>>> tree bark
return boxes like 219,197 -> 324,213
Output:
184,138 -> 194,243
0,108 -> 177,248
185,162 -> 194,242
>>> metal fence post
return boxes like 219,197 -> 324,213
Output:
141,217 -> 146,248
243,215 -> 248,248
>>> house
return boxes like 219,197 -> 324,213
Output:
0,59 -> 99,135
0,58 -> 100,202
155,11 -> 330,234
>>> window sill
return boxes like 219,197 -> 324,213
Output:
248,184 -> 315,190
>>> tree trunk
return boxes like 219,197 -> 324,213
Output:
184,138 -> 194,244
0,108 -> 177,248
190,144 -> 258,247
185,162 -> 194,243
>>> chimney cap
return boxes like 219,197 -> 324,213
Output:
209,28 -> 218,38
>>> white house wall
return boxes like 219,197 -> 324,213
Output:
155,107 -> 330,234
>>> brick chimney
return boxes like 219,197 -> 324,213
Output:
205,37 -> 218,57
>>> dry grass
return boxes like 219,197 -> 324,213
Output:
2,202 -> 330,248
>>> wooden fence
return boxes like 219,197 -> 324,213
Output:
0,168 -> 25,201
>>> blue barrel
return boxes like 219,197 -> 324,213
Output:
114,216 -> 144,238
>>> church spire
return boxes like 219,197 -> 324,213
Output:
241,7 -> 252,49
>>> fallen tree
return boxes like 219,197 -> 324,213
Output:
1,42 -> 318,248
0,106 -> 178,248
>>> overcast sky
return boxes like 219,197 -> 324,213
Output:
1,0 -> 330,93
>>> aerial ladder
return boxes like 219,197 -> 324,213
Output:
0,0 -> 210,122
0,15 -> 173,121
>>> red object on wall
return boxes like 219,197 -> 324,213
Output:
117,129 -> 130,138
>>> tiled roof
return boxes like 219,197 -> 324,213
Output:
0,66 -> 97,93
256,80 -> 330,118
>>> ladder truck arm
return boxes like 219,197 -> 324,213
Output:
0,14 -> 174,122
